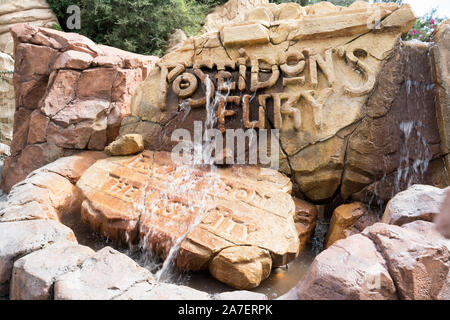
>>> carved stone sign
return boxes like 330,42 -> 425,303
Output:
122,1 -> 418,202
77,151 -> 299,289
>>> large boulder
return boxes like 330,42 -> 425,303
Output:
363,223 -> 450,300
382,184 -> 448,226
0,25 -> 158,192
122,1 -> 446,203
297,233 -> 397,300
10,242 -> 95,300
76,150 -> 299,289
0,0 -> 59,55
0,220 -> 76,296
297,221 -> 450,300
0,151 -> 106,223
53,247 -> 154,300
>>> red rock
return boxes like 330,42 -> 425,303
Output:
10,107 -> 31,156
1,143 -> 63,193
14,43 -> 58,79
2,25 -> 158,192
77,68 -> 118,100
27,110 -> 49,144
53,50 -> 93,70
46,121 -> 92,149
33,151 -> 107,183
41,70 -> 81,117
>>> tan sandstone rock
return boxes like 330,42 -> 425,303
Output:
210,246 -> 272,290
0,152 -> 105,224
53,247 -> 153,300
76,151 -> 299,289
0,25 -> 158,193
382,184 -> 448,226
124,2 -> 429,203
10,242 -> 95,300
105,134 -> 145,156
203,0 -> 269,33
0,220 -> 76,296
325,202 -> 368,248
293,198 -> 317,252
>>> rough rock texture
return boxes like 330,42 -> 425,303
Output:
114,281 -> 210,300
297,221 -> 450,300
382,184 -> 448,226
76,150 -> 299,289
325,202 -> 370,248
203,0 -> 269,33
436,188 -> 450,239
123,2 -> 446,203
53,247 -> 153,300
363,223 -> 450,300
10,242 -> 95,300
431,20 -> 450,183
0,151 -> 106,223
297,233 -> 398,300
210,246 -> 272,290
0,24 -> 158,193
105,134 -> 144,156
0,52 -> 14,155
0,220 -> 76,296
0,0 -> 59,56
293,198 -> 317,252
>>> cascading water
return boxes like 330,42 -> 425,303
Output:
369,72 -> 435,209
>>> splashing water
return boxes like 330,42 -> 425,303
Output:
136,75 -> 226,284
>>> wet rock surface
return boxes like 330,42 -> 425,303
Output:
76,150 -> 299,289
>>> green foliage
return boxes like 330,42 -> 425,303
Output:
47,0 -> 216,56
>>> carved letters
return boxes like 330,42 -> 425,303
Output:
156,46 -> 375,130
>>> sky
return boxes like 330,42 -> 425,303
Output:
403,0 -> 450,18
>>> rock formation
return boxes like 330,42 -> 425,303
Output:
297,221 -> 450,300
0,52 -> 14,154
202,0 -> 269,33
76,150 -> 299,289
0,0 -> 59,56
123,1 -> 446,203
382,184 -> 448,226
431,20 -> 450,184
325,202 -> 379,248
0,25 -> 158,193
